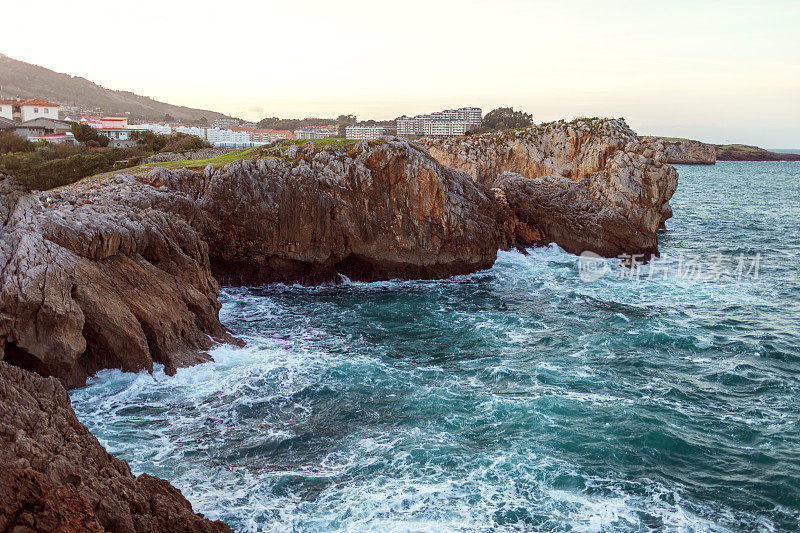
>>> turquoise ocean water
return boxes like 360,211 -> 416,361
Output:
71,161 -> 800,532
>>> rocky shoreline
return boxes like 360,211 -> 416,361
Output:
1,118 -> 678,531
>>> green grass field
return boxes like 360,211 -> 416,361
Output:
717,144 -> 760,152
140,146 -> 263,170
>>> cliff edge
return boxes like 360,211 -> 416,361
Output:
0,139 -> 501,388
425,118 -> 679,257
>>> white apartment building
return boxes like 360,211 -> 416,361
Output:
294,127 -> 339,139
396,107 -> 482,137
173,125 -> 208,139
144,123 -> 173,135
0,98 -> 61,122
206,127 -> 250,145
345,125 -> 388,140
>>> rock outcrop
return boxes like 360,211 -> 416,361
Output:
424,119 -> 679,257
0,172 -> 235,389
0,139 -> 501,388
0,361 -> 231,532
660,139 -> 717,164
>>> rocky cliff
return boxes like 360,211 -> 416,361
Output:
660,139 -> 717,164
0,125 -> 681,530
0,139 -> 501,388
0,361 -> 231,532
424,119 -> 679,257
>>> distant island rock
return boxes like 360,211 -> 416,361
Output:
715,144 -> 800,162
655,137 -> 800,164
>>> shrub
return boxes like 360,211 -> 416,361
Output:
0,132 -> 35,154
0,145 -> 144,191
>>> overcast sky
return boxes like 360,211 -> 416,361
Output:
2,0 -> 798,146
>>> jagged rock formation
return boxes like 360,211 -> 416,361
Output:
201,140 -> 501,285
660,139 -> 717,164
0,361 -> 231,532
0,172 -> 235,389
0,139 -> 501,388
424,119 -> 679,257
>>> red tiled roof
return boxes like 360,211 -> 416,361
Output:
0,98 -> 59,106
21,99 -> 59,107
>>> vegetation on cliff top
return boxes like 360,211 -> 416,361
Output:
0,135 -> 151,190
0,131 -> 219,191
140,146 -> 262,170
468,107 -> 533,135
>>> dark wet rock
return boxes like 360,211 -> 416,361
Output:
0,361 -> 231,532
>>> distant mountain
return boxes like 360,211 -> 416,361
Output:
0,53 -> 232,123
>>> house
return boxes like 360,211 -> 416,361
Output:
14,118 -> 72,139
249,129 -> 295,143
0,99 -> 61,122
211,118 -> 240,129
94,117 -> 148,147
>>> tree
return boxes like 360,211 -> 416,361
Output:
131,130 -> 167,152
472,107 -> 533,133
163,114 -> 176,123
69,122 -> 110,147
336,114 -> 357,137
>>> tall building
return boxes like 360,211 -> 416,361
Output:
396,107 -> 481,137
345,125 -> 388,140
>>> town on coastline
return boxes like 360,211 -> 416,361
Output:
0,98 -> 485,147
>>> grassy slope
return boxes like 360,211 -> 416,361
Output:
140,147 -> 263,170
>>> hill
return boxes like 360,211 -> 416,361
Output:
0,53 -> 232,123
715,143 -> 800,161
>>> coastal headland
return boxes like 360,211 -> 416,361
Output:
1,118 -> 678,530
